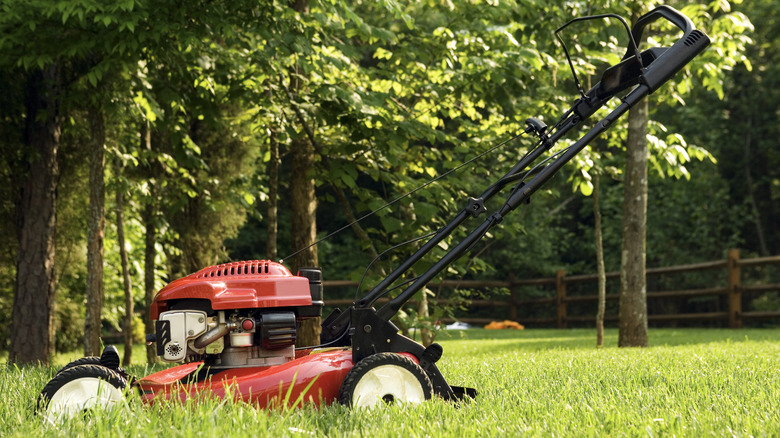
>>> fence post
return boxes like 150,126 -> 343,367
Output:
556,269 -> 567,329
508,273 -> 518,321
728,249 -> 741,328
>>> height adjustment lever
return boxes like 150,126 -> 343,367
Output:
466,197 -> 487,218
525,117 -> 549,145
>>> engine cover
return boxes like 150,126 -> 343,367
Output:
150,260 -> 322,320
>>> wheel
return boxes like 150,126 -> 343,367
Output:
37,364 -> 127,423
338,352 -> 433,409
54,356 -> 102,375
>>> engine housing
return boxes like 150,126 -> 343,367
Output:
150,260 -> 323,367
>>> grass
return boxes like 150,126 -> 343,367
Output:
2,328 -> 779,437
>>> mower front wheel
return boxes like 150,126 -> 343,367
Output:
338,352 -> 433,409
37,364 -> 128,423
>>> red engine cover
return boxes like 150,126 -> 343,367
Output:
150,260 -> 313,319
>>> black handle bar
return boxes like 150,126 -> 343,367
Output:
629,5 -> 694,46
630,5 -> 710,94
570,5 -> 709,120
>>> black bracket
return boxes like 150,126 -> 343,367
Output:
350,307 -> 457,400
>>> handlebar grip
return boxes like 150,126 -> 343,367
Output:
631,5 -> 711,93
630,5 -> 694,43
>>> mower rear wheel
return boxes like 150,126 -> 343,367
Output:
37,364 -> 127,423
54,356 -> 102,375
338,352 -> 433,409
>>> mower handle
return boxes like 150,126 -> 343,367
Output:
321,6 -> 710,371
626,5 -> 710,94
628,5 -> 694,49
572,5 -> 709,119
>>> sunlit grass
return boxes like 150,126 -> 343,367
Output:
2,328 -> 778,437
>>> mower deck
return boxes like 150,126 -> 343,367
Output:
138,348 -> 358,408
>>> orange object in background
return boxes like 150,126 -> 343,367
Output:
484,320 -> 524,330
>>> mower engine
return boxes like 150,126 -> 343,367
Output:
149,260 -> 323,369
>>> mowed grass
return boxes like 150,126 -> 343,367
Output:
1,328 -> 778,437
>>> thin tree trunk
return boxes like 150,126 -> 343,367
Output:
742,117 -> 769,256
84,103 -> 106,356
618,98 -> 649,348
267,128 -> 279,261
10,66 -> 61,365
115,156 -> 134,366
140,124 -> 158,364
593,172 -> 606,348
333,185 -> 382,265
143,200 -> 158,364
418,288 -> 435,347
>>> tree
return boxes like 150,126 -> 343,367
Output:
618,97 -> 650,347
84,100 -> 106,356
593,172 -> 606,348
616,1 -> 752,346
286,0 -> 320,349
114,154 -> 134,367
266,128 -> 280,261
2,0 -> 152,363
9,66 -> 62,364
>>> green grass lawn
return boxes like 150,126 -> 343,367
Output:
2,328 -> 778,437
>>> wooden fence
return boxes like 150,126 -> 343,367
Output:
324,250 -> 780,328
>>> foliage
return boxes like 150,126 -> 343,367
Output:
0,0 -> 271,352
660,0 -> 779,257
0,0 -> 770,354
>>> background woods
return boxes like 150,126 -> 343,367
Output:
0,0 -> 772,364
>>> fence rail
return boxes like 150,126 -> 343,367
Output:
323,250 -> 780,328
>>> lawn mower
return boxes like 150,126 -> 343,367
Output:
37,5 -> 710,421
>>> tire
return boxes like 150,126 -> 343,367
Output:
338,352 -> 433,409
54,356 -> 102,375
37,364 -> 127,423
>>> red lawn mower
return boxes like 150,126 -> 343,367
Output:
37,6 -> 710,421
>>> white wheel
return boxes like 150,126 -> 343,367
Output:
37,364 -> 127,423
339,352 -> 432,409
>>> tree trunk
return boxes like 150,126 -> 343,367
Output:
742,117 -> 770,257
84,103 -> 106,356
418,288 -> 435,347
593,172 -> 606,348
267,128 -> 279,261
9,66 -> 61,365
289,136 -> 320,347
286,0 -> 321,348
333,185 -> 382,265
140,124 -> 158,364
143,200 -> 158,364
115,156 -> 134,366
618,98 -> 649,348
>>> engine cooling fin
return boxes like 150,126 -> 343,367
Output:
193,260 -> 291,279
